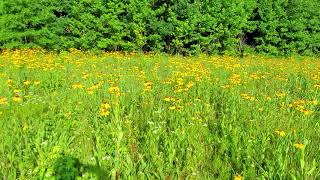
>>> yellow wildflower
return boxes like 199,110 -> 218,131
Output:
82,73 -> 89,79
299,108 -> 313,116
7,78 -> 13,84
144,82 -> 153,92
240,93 -> 255,101
169,106 -> 176,110
250,73 -> 259,80
23,80 -> 31,86
100,102 -> 111,116
186,81 -> 194,88
275,129 -> 286,137
176,78 -> 184,86
294,143 -> 304,149
91,82 -> 103,90
174,88 -> 183,93
34,80 -> 41,85
13,94 -> 22,103
176,105 -> 183,111
87,89 -> 94,95
276,92 -> 286,97
221,84 -> 230,89
108,86 -> 121,96
64,112 -> 72,117
164,96 -> 175,102
234,174 -> 243,180
72,83 -> 84,89
0,97 -> 8,105
7,78 -> 13,87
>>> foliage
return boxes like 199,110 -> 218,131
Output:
0,0 -> 319,55
254,0 -> 320,56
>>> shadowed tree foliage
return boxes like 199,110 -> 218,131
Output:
0,0 -> 319,55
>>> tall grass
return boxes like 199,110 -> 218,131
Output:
0,49 -> 319,179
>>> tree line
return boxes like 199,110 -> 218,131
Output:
1,0 -> 319,56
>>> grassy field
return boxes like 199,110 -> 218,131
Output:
0,49 -> 319,179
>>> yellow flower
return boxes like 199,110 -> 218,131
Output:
164,96 -> 175,102
250,73 -> 259,80
100,102 -> 111,116
82,73 -> 89,79
276,92 -> 286,97
72,83 -> 84,89
91,82 -> 103,90
0,97 -> 8,105
176,105 -> 183,111
221,84 -> 230,89
275,129 -> 286,137
101,102 -> 110,109
169,106 -> 176,110
174,88 -> 183,93
294,143 -> 304,149
240,93 -> 255,101
108,86 -> 121,96
34,80 -> 41,85
14,89 -> 21,93
64,111 -> 72,117
299,108 -> 313,116
23,80 -> 31,86
13,94 -> 22,103
7,78 -> 13,87
176,78 -> 184,85
100,109 -> 110,116
87,89 -> 94,95
144,82 -> 153,92
7,78 -> 13,84
234,174 -> 243,180
186,81 -> 194,88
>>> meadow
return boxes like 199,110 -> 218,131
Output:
0,49 -> 319,179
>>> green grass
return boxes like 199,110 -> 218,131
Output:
0,50 -> 319,179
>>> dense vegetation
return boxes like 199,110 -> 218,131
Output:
1,0 -> 319,56
1,0 -> 320,178
0,49 -> 320,179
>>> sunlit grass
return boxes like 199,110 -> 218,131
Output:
0,49 -> 319,179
